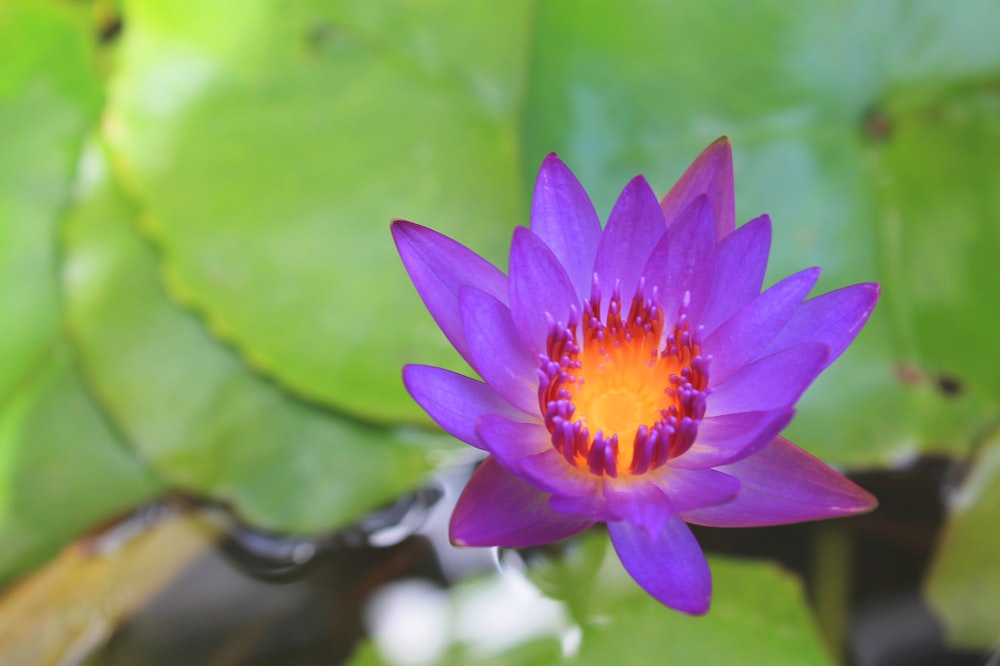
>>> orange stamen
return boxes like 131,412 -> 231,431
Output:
538,277 -> 709,478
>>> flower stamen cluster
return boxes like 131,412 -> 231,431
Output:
539,276 -> 710,478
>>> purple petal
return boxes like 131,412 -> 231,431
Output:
763,282 -> 881,368
647,467 -> 740,513
707,343 -> 829,416
660,137 -> 735,240
459,287 -> 538,414
681,437 -> 877,527
392,221 -> 507,368
520,449 -> 599,498
475,415 -> 600,501
671,408 -> 795,469
476,414 -> 552,472
403,365 -> 530,449
508,227 -> 579,355
703,267 -> 821,384
640,194 -> 717,322
549,490 -> 616,522
593,176 -> 667,302
603,480 -> 673,535
698,215 -> 771,335
450,457 -> 594,547
530,154 -> 603,302
608,515 -> 712,615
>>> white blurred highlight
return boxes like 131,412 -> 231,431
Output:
365,580 -> 450,666
365,563 -> 577,664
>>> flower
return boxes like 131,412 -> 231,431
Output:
392,138 -> 879,615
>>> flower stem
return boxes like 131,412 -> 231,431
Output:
811,524 -> 853,662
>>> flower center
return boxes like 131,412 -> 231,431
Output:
538,277 -> 710,478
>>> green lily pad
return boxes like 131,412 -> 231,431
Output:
102,0 -> 532,423
0,343 -> 162,583
62,144 -> 457,533
0,0 -> 101,397
873,90 -> 1000,398
521,0 -> 1000,466
572,557 -> 833,665
0,0 -> 161,583
924,428 -> 1000,649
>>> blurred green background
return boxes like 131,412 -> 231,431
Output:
1,0 -> 999,663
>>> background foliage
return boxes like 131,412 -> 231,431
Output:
1,0 -> 998,661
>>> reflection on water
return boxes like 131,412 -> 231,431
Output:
219,484 -> 445,583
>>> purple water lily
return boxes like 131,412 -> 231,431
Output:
392,138 -> 878,615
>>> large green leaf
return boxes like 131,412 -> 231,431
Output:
63,144 -> 457,533
103,0 -> 532,423
0,344 -> 162,582
0,0 -> 100,397
0,0 -> 161,583
924,428 -> 1000,649
521,0 -> 1000,465
873,90 -> 1000,397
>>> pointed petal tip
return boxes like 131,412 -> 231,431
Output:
400,362 -> 415,381
682,438 -> 879,527
660,138 -> 736,239
744,212 -> 772,233
862,282 -> 883,318
595,175 -> 672,298
681,137 -> 732,171
689,136 -> 734,175
646,581 -> 712,615
536,152 -> 573,183
625,173 -> 653,190
707,135 -> 732,152
845,281 -> 882,307
511,224 -> 532,241
834,480 -> 879,516
812,492 -> 878,523
392,220 -> 510,370
400,362 -> 430,403
529,152 -> 601,300
507,225 -> 579,352
390,217 -> 434,236
389,218 -> 416,241
402,364 -> 530,450
678,596 -> 712,616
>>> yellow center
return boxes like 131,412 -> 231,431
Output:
567,327 -> 677,465
539,284 -> 708,478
